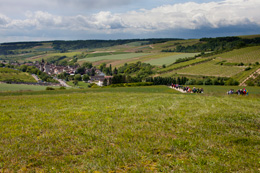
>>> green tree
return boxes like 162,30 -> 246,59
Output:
82,74 -> 90,82
74,74 -> 82,81
76,66 -> 85,75
82,62 -> 93,69
99,63 -> 106,72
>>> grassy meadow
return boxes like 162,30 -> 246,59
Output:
1,86 -> 260,172
0,83 -> 58,92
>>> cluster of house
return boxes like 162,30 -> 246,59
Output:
6,61 -> 113,86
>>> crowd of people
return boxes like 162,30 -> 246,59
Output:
171,84 -> 204,93
227,88 -> 248,95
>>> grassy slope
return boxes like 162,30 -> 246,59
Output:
0,68 -> 37,83
145,53 -> 200,66
78,53 -> 150,63
173,59 -> 245,77
217,46 -> 260,63
0,86 -> 260,172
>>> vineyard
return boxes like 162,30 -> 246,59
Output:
173,60 -> 245,77
158,58 -> 211,73
78,53 -> 150,63
145,53 -> 199,66
217,46 -> 260,63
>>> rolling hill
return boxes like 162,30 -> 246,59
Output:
0,35 -> 260,86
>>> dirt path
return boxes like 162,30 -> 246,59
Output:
31,74 -> 40,82
240,68 -> 260,86
169,86 -> 187,93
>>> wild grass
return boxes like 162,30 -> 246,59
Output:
0,68 -> 37,83
67,81 -> 90,89
0,86 -> 260,172
0,83 -> 53,92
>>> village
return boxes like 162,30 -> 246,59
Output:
2,60 -> 113,87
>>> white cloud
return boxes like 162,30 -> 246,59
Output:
0,0 -> 259,41
0,14 -> 10,26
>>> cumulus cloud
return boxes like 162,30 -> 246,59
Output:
0,14 -> 9,26
0,0 -> 259,41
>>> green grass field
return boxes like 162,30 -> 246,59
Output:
173,59 -> 245,77
0,83 -> 53,92
67,81 -> 90,89
1,86 -> 260,172
0,68 -> 37,83
145,53 -> 200,66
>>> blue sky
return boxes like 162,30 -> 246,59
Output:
0,0 -> 259,42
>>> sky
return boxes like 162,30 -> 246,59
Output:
0,0 -> 260,43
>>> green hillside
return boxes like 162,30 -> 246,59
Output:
0,67 -> 37,83
1,86 -> 260,171
172,60 -> 245,77
1,35 -> 260,86
217,46 -> 260,63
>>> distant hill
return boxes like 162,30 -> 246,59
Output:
1,35 -> 260,86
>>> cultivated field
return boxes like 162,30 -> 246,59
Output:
0,86 -> 260,172
145,53 -> 200,66
218,46 -> 260,63
172,59 -> 245,77
78,53 -> 150,63
158,58 -> 211,74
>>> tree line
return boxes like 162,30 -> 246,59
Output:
162,36 -> 260,53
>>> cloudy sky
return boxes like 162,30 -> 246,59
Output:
0,0 -> 259,42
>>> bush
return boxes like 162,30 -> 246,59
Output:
225,78 -> 239,86
185,79 -> 196,85
46,87 -> 55,90
196,80 -> 204,85
59,86 -> 66,90
245,67 -> 252,71
246,80 -> 255,86
203,78 -> 212,85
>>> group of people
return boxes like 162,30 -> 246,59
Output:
227,88 -> 248,95
171,84 -> 204,93
183,86 -> 204,93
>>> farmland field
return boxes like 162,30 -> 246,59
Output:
0,86 -> 260,172
78,53 -> 150,63
217,46 -> 260,63
145,53 -> 200,66
30,51 -> 84,61
173,59 -> 245,77
159,58 -> 210,74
